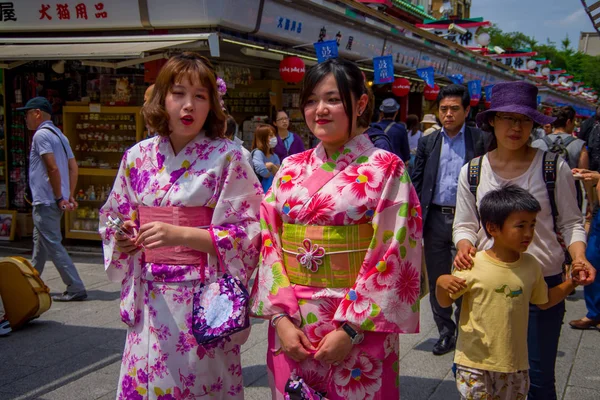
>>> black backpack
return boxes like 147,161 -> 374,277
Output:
468,152 -> 571,265
542,135 -> 576,167
588,122 -> 600,172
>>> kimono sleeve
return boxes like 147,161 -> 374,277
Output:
249,170 -> 300,325
208,148 -> 262,286
334,162 -> 423,334
98,150 -> 140,282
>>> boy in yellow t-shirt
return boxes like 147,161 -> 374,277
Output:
436,185 -> 586,400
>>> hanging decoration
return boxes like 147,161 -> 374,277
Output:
279,57 -> 305,84
391,78 -> 411,97
424,84 -> 440,101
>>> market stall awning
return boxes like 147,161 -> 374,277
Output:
0,33 -> 219,69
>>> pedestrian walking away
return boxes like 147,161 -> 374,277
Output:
19,96 -> 87,302
371,98 -> 411,162
411,84 -> 489,356
453,81 -> 596,400
99,52 -> 262,399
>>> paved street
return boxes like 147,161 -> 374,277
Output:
0,245 -> 599,400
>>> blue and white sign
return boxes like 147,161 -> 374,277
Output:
484,85 -> 494,103
448,74 -> 464,84
373,55 -> 394,84
314,40 -> 338,63
417,66 -> 435,88
468,80 -> 482,100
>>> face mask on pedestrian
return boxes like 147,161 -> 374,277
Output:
268,137 -> 278,148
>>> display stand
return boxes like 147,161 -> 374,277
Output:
62,105 -> 143,240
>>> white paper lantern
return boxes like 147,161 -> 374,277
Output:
541,67 -> 551,76
526,59 -> 537,70
558,76 -> 567,83
567,80 -> 574,87
476,32 -> 490,47
579,86 -> 585,93
593,94 -> 598,100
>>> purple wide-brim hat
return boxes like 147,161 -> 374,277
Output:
476,81 -> 556,127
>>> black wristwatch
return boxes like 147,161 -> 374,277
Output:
55,197 -> 64,206
342,323 -> 364,345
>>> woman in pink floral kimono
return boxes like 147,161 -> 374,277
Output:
250,58 -> 422,399
99,53 -> 262,399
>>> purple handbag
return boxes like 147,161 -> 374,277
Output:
192,272 -> 250,345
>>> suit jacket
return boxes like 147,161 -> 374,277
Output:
412,126 -> 489,226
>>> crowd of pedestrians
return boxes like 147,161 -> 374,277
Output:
12,51 -> 597,399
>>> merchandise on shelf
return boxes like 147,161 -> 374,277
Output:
62,106 -> 143,240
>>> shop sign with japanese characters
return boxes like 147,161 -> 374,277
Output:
0,0 -> 142,31
258,0 -> 385,60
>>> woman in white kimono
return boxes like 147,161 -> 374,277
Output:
99,53 -> 262,399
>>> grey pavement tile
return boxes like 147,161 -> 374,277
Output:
566,345 -> 600,391
241,318 -> 268,353
35,368 -> 117,400
0,363 -> 39,390
244,385 -> 271,400
398,345 -> 455,400
427,370 -> 459,400
562,385 -> 600,400
94,390 -> 117,400
6,347 -> 122,398
241,338 -> 269,387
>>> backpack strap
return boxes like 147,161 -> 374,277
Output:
542,151 -> 559,232
541,135 -> 554,149
468,156 -> 483,198
562,136 -> 576,147
384,122 -> 396,134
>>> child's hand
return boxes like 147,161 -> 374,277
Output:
571,263 -> 589,286
437,275 -> 467,295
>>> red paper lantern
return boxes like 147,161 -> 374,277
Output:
392,78 -> 410,97
279,57 -> 305,84
484,101 -> 492,109
423,84 -> 440,101
470,97 -> 481,107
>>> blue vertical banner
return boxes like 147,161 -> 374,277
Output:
468,80 -> 482,101
448,74 -> 464,85
484,85 -> 494,103
314,40 -> 338,63
373,55 -> 394,84
417,66 -> 435,88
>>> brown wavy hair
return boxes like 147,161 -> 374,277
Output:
142,52 -> 226,139
251,124 -> 276,156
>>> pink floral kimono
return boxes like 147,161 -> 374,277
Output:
99,133 -> 262,399
250,133 -> 422,400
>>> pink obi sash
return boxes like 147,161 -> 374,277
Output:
139,206 -> 213,264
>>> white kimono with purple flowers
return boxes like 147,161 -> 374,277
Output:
99,133 -> 262,400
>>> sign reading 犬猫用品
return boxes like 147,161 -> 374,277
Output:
0,0 -> 142,31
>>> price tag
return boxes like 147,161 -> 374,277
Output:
89,104 -> 102,113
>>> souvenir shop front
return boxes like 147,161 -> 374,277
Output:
1,0 -> 581,242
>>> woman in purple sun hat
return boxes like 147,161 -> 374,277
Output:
452,81 -> 596,399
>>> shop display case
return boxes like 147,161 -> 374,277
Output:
62,105 -> 143,240
282,88 -> 313,149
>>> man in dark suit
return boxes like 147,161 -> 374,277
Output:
412,84 -> 488,356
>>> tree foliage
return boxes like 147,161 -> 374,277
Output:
487,24 -> 600,92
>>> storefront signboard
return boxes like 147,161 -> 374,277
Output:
383,40 -> 421,71
418,52 -> 447,76
258,0 -> 385,60
0,0 -> 142,31
147,0 -> 260,32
